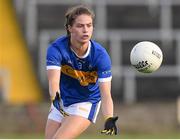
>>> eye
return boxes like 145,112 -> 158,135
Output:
76,24 -> 83,28
87,24 -> 92,28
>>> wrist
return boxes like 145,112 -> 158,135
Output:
104,116 -> 113,121
50,96 -> 55,101
50,91 -> 60,101
50,93 -> 56,101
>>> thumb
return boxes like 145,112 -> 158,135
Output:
112,116 -> 118,122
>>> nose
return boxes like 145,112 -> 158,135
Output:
83,26 -> 88,33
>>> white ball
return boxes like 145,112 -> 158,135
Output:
130,41 -> 163,73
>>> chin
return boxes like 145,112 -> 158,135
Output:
80,39 -> 90,44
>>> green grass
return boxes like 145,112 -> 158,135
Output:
0,133 -> 44,139
0,131 -> 180,139
78,131 -> 180,139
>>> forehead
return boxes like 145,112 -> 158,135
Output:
74,14 -> 93,24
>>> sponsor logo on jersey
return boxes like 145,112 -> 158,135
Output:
102,70 -> 111,75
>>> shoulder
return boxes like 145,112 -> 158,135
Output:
48,35 -> 69,53
53,35 -> 69,45
50,35 -> 69,49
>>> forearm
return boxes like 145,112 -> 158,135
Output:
101,95 -> 114,119
47,69 -> 60,100
49,80 -> 60,100
100,87 -> 118,135
99,81 -> 114,119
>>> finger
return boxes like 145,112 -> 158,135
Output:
110,129 -> 115,135
114,127 -> 117,135
101,129 -> 111,135
105,130 -> 111,135
101,130 -> 107,134
113,116 -> 118,121
60,109 -> 69,117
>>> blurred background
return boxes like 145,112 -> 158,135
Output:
1,0 -> 180,138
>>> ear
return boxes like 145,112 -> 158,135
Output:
68,25 -> 72,33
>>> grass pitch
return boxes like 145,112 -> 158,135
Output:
0,131 -> 180,139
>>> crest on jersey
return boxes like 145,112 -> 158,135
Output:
78,62 -> 82,69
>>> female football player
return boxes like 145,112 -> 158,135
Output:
45,5 -> 118,139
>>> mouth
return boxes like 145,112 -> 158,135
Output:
82,35 -> 89,39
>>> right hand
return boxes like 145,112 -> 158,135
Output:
51,92 -> 69,116
51,92 -> 61,111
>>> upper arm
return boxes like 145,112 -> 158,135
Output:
46,44 -> 62,95
46,44 -> 62,70
96,50 -> 112,96
96,50 -> 112,82
46,44 -> 62,82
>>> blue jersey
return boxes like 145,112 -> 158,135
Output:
46,36 -> 112,106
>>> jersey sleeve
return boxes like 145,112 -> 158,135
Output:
46,43 -> 62,70
96,50 -> 112,82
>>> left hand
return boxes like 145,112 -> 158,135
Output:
101,116 -> 118,135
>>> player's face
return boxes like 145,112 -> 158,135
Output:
69,14 -> 93,44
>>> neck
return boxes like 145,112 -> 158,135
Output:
70,38 -> 89,57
